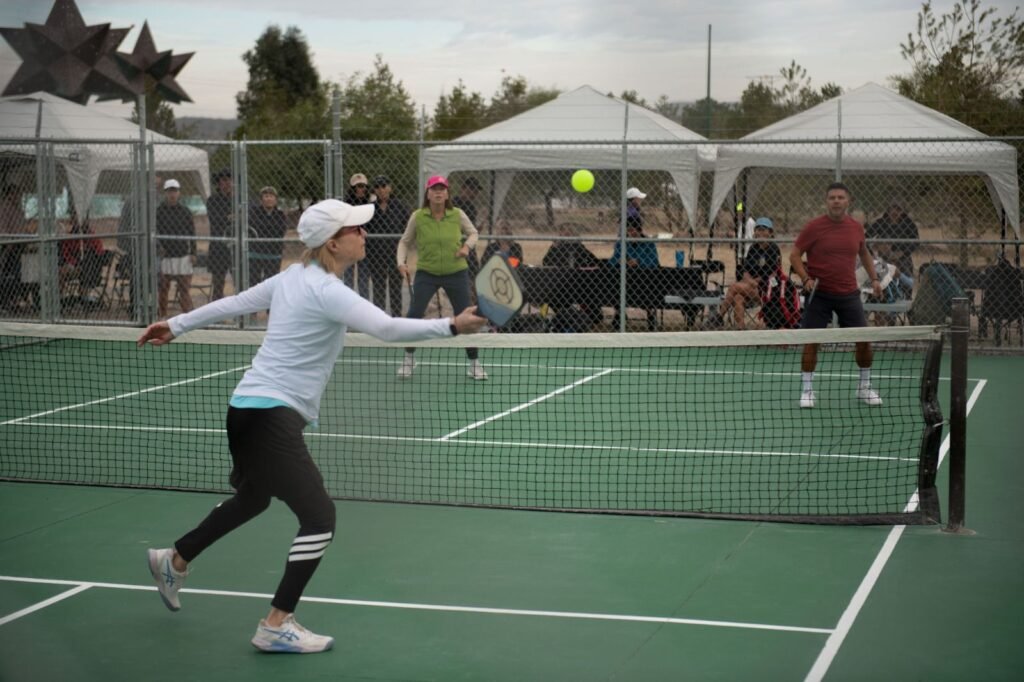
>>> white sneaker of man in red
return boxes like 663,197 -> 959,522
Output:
251,614 -> 334,653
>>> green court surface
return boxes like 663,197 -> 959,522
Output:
0,353 -> 1022,680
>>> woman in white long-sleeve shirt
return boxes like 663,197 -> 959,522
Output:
138,199 -> 486,654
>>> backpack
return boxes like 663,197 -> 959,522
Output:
760,268 -> 802,330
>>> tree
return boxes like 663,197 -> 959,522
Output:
892,0 -> 1024,134
233,26 -> 328,203
485,75 -> 560,126
678,97 -> 742,138
617,90 -> 648,107
430,80 -> 488,140
337,55 -> 419,196
774,60 -> 839,114
338,55 -> 418,139
236,26 -> 323,128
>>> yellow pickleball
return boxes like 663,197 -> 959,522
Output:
571,169 -> 595,193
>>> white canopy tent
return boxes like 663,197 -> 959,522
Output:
424,85 -> 712,228
709,82 -> 1020,236
0,92 -> 210,213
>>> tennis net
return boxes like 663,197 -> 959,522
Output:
0,321 -> 947,524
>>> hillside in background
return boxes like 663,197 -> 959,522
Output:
178,117 -> 238,140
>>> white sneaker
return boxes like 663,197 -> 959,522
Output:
800,390 -> 816,409
467,359 -> 488,381
396,354 -> 415,379
251,614 -> 334,653
147,548 -> 188,612
857,385 -> 883,406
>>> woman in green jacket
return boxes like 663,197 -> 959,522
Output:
397,175 -> 486,380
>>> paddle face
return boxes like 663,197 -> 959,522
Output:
475,254 -> 524,326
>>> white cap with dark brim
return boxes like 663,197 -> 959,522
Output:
298,199 -> 375,248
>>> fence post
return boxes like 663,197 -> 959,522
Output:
945,297 -> 970,532
331,89 -> 342,198
618,103 -> 629,332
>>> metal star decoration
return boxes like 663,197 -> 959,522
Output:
101,21 -> 194,104
0,0 -> 134,103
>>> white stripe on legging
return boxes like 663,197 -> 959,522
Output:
293,532 -> 332,543
288,549 -> 327,562
290,540 -> 331,553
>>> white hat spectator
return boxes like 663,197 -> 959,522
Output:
163,179 -> 180,190
626,187 -> 646,200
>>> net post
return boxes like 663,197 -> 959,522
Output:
945,297 -> 970,533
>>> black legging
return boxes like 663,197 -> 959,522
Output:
405,269 -> 477,360
175,406 -> 335,613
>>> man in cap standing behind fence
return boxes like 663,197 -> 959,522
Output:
364,175 -> 409,314
206,169 -> 236,300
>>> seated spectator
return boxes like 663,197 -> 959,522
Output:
708,217 -> 780,330
480,223 -> 524,266
543,223 -> 600,269
542,223 -> 603,331
608,223 -> 659,269
59,212 -> 112,307
0,183 -> 35,310
609,218 -> 660,330
867,201 -> 918,294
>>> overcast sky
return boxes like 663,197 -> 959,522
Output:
1,0 -> 1021,120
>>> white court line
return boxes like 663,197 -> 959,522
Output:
6,422 -> 917,463
0,575 -> 831,635
437,369 -> 615,441
0,365 -> 249,426
804,378 -> 987,682
0,583 -> 91,626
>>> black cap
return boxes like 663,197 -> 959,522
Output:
463,176 -> 483,190
372,175 -> 390,188
212,168 -> 231,181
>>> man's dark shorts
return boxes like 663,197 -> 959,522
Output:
799,290 -> 867,329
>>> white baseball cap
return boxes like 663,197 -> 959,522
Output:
626,187 -> 646,200
163,179 -> 181,190
297,199 -> 375,248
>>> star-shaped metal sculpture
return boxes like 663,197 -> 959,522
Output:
0,0 -> 134,103
100,21 -> 194,104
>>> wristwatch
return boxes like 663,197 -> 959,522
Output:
449,321 -> 459,336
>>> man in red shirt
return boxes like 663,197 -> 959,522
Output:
789,183 -> 883,408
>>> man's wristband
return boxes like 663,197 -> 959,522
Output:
449,321 -> 459,336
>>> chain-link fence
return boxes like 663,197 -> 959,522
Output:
2,136 -> 1021,349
